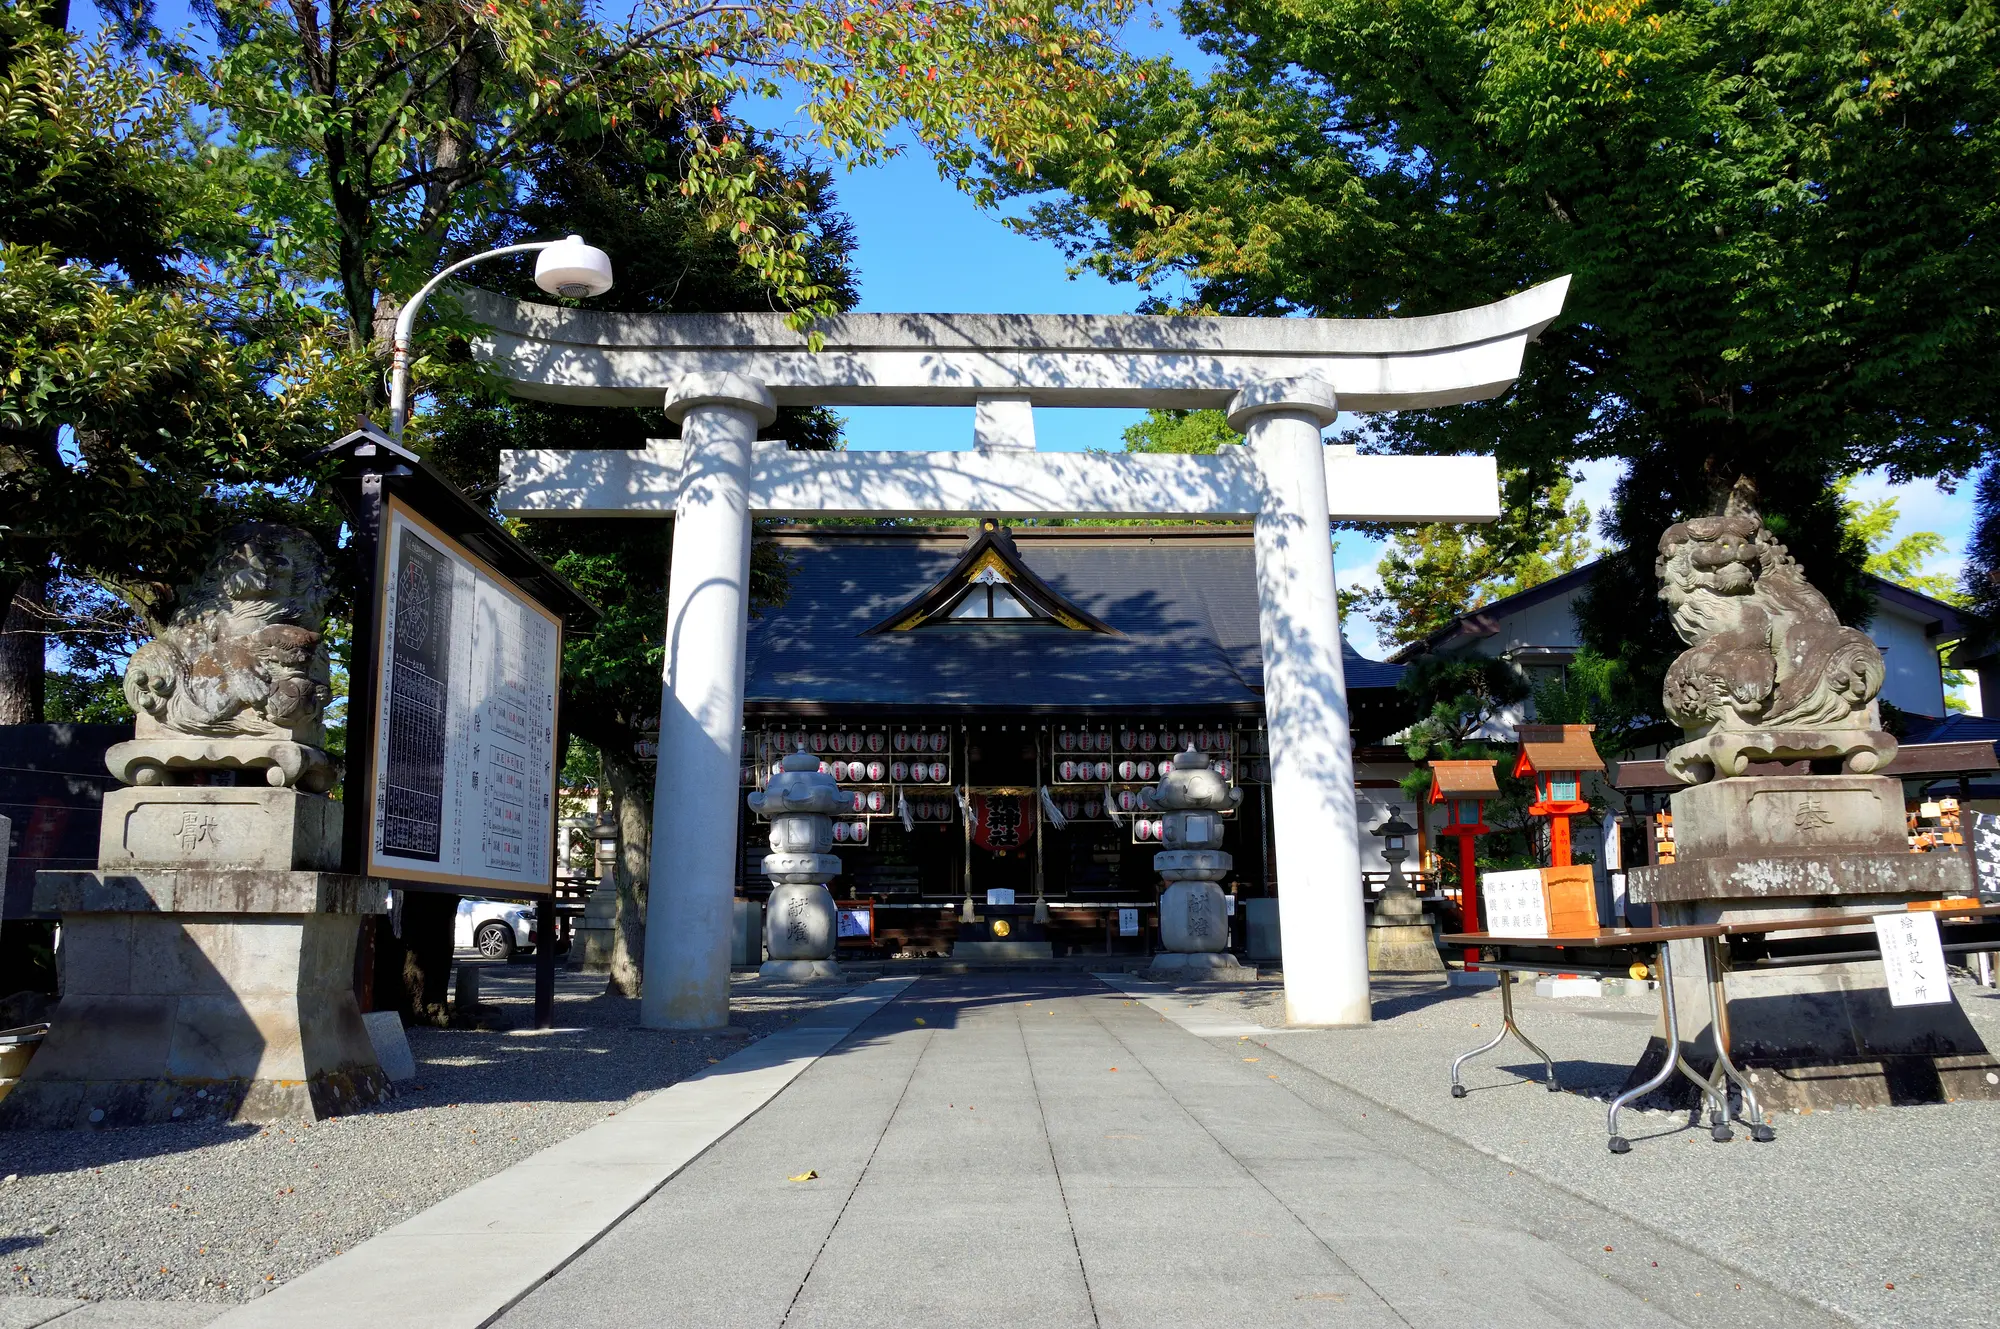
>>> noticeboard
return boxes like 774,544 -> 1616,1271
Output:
362,495 -> 562,895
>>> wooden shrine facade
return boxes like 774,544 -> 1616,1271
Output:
732,523 -> 1418,957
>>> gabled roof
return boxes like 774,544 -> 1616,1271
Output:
742,525 -> 1410,720
1388,556 -> 1968,664
1514,723 -> 1605,774
862,518 -> 1116,635
1427,760 -> 1500,800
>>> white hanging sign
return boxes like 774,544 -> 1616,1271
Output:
1874,911 -> 1954,1008
1118,907 -> 1140,937
1480,869 -> 1550,939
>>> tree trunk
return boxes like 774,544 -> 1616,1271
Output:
371,891 -> 461,1025
604,753 -> 651,997
0,565 -> 50,725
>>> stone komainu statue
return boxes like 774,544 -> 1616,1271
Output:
1657,483 -> 1894,784
113,523 -> 337,790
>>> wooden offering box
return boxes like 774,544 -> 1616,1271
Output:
1479,865 -> 1600,938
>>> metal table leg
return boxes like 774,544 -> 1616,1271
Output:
1607,941 -> 1681,1154
1701,936 -> 1775,1144
1450,969 -> 1560,1098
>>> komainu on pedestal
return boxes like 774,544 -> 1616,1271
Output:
1628,481 -> 1996,1110
0,525 -> 388,1130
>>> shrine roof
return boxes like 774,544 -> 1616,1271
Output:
1514,723 -> 1607,773
1428,760 -> 1501,798
743,525 -> 1408,723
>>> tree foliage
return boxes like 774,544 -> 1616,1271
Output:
1028,0 -> 2000,703
1354,470 -> 1591,649
113,0 -> 1148,365
0,6 -> 356,645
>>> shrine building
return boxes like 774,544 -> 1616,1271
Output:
733,519 -> 1421,959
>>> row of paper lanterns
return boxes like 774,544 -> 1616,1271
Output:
773,730 -> 951,755
813,759 -> 951,784
1057,729 -> 1234,753
1055,759 -> 1234,784
830,820 -> 871,843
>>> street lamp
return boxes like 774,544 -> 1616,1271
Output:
387,234 -> 614,440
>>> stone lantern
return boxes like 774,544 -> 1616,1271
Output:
746,748 -> 845,981
1148,747 -> 1252,979
1366,807 -> 1444,975
572,807 -> 620,972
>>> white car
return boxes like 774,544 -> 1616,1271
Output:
455,899 -> 538,961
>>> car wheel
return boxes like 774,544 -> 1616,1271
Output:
475,921 -> 515,961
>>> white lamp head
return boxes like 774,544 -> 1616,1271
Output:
534,235 -> 614,299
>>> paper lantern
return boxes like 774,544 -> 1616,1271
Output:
1059,760 -> 1075,781
809,733 -> 825,753
833,821 -> 851,843
1138,731 -> 1156,752
1092,761 -> 1109,781
929,761 -> 948,782
1120,729 -> 1137,749
1084,800 -> 1101,818
1059,731 -> 1074,752
1117,760 -> 1135,781
851,821 -> 869,844
1095,733 -> 1111,752
867,791 -> 886,812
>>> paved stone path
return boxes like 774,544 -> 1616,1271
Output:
497,975 -> 1837,1328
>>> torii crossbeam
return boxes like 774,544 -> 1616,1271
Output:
478,277 -> 1570,1031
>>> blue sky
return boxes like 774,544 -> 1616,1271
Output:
82,1 -> 1977,668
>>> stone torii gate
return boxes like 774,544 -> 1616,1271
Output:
471,277 -> 1570,1031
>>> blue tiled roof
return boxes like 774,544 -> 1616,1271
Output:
1902,713 -> 2000,747
744,528 -> 1403,714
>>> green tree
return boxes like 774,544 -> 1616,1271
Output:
1838,477 -> 1957,602
115,0 -> 1145,372
1354,471 -> 1591,649
1027,0 -> 2000,711
0,4 -> 355,721
1121,407 -> 1234,454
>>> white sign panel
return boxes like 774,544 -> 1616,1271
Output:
367,498 -> 562,894
1118,907 -> 1140,937
1874,911 -> 1954,1008
837,907 -> 873,939
1481,869 -> 1550,939
985,888 -> 1016,906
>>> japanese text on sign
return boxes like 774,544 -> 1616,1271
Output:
1874,911 -> 1953,1008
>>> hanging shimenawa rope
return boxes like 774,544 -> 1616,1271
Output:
1103,784 -> 1124,827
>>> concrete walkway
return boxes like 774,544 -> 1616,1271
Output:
496,975 -> 1839,1328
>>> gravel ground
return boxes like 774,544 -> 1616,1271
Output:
0,963 -> 858,1307
1165,970 -> 2000,1329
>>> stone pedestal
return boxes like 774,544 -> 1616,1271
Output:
0,868 -> 388,1127
1627,774 -> 1999,1110
1146,752 -> 1251,982
748,750 -> 846,984
1366,885 -> 1445,976
760,882 -> 842,982
572,882 -> 619,973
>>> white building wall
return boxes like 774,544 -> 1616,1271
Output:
1869,602 -> 1949,717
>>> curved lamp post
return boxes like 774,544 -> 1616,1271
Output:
387,234 -> 613,439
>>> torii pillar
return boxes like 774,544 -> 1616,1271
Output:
473,278 -> 1572,1032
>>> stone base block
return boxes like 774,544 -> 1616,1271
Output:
1620,1036 -> 2000,1113
108,738 -> 334,793
1,872 -> 390,1128
1630,850 -> 1972,903
98,786 -> 341,873
757,959 -> 843,983
1666,774 -> 1905,860
1367,919 -> 1445,975
1148,951 -> 1256,981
